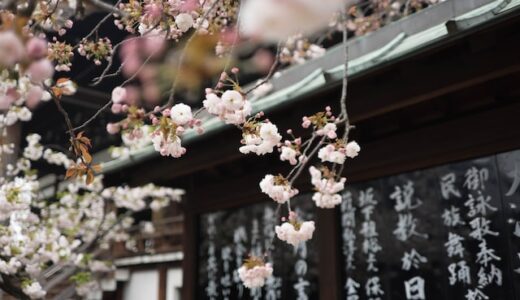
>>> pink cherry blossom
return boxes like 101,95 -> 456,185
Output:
25,86 -> 44,109
106,123 -> 120,135
280,145 -> 298,165
316,122 -> 337,139
318,144 -> 346,164
238,262 -> 273,289
275,220 -> 315,247
240,0 -> 346,41
111,87 -> 127,104
0,31 -> 25,67
239,122 -> 282,155
26,38 -> 48,60
346,141 -> 361,158
151,132 -> 186,158
259,174 -> 298,203
309,166 -> 346,208
27,59 -> 54,83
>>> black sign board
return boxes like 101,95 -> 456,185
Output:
197,195 -> 319,300
340,149 -> 520,300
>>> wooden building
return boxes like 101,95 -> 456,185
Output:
98,0 -> 520,299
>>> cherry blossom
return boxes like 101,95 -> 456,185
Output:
275,212 -> 315,247
316,122 -> 338,139
280,144 -> 300,165
0,31 -> 25,67
175,13 -> 195,32
240,121 -> 282,155
23,134 -> 44,161
203,90 -> 252,125
170,103 -> 193,126
260,174 -> 299,203
111,87 -> 127,104
240,0 -> 347,41
318,143 -> 347,164
309,166 -> 346,208
22,281 -> 46,299
238,257 -> 273,289
346,141 -> 361,158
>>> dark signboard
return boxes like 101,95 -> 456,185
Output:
197,195 -> 319,300
340,149 -> 520,300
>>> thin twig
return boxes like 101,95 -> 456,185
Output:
244,43 -> 283,95
85,0 -> 122,15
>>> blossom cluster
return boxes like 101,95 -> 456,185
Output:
280,35 -> 326,65
78,38 -> 113,65
310,166 -> 346,208
204,89 -> 252,125
238,257 -> 273,289
0,131 -> 184,299
239,117 -> 282,155
275,212 -> 315,247
260,174 -> 299,204
0,30 -> 54,126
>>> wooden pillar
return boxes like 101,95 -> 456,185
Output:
317,208 -> 341,300
158,266 -> 167,300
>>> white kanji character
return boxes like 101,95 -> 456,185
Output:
476,240 -> 501,267
465,288 -> 489,300
442,206 -> 465,227
394,213 -> 427,241
440,173 -> 462,200
390,181 -> 422,212
465,192 -> 497,218
469,218 -> 499,240
293,278 -> 309,300
401,249 -> 428,271
464,167 -> 489,191
345,278 -> 360,295
444,232 -> 465,258
365,276 -> 384,297
404,276 -> 426,300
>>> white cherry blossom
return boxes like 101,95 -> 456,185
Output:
259,174 -> 299,203
170,103 -> 193,126
240,122 -> 282,155
275,220 -> 315,247
309,166 -> 346,208
238,259 -> 273,289
346,141 -> 361,158
318,144 -> 346,164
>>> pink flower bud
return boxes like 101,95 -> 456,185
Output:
231,67 -> 239,74
106,123 -> 120,134
220,72 -> 227,81
111,103 -> 122,114
64,20 -> 73,29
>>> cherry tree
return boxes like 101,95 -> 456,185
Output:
0,0 -> 442,298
